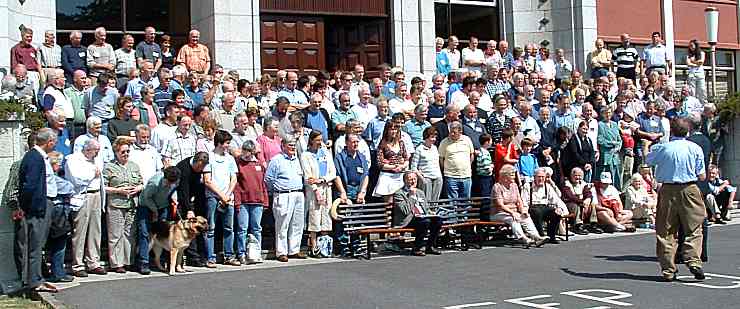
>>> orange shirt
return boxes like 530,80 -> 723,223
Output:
176,43 -> 210,73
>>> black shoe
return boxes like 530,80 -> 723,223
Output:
138,265 -> 151,275
426,247 -> 442,255
187,259 -> 207,268
587,224 -> 604,234
721,216 -> 731,221
660,272 -> 677,282
574,225 -> 589,235
72,270 -> 88,278
548,238 -> 560,244
716,219 -> 727,225
48,275 -> 74,283
468,243 -> 482,250
689,266 -> 705,280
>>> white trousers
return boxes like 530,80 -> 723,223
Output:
273,192 -> 305,256
491,212 -> 542,240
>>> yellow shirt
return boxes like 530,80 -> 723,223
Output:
590,49 -> 612,69
438,136 -> 474,178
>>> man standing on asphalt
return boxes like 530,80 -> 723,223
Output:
646,118 -> 706,282
264,136 -> 306,262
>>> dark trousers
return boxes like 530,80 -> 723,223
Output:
529,205 -> 560,239
475,175 -> 493,198
17,199 -> 53,289
716,191 -> 732,219
184,200 -> 207,263
47,235 -> 68,280
410,217 -> 442,250
135,207 -> 169,267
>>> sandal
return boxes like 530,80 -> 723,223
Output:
34,282 -> 59,293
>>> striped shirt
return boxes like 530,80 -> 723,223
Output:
162,131 -> 198,164
38,44 -> 62,68
612,46 -> 640,70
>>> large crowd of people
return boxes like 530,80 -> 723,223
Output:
1,24 -> 736,292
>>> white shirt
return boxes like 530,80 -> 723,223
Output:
388,97 -> 415,116
536,59 -> 557,80
64,151 -> 102,209
462,47 -> 485,72
643,44 -> 671,68
521,115 -> 541,143
73,133 -> 114,165
443,48 -> 461,70
450,91 -> 470,111
683,96 -> 704,114
151,122 -> 177,153
129,143 -> 162,185
350,101 -> 378,129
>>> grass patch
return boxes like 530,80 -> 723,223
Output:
0,295 -> 48,309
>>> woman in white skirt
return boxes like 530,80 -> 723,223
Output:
301,131 -> 337,255
373,121 -> 410,201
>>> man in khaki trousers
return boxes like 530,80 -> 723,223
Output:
646,118 -> 706,282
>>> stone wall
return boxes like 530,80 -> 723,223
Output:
391,0 -> 436,79
0,120 -> 25,286
0,0 -> 57,75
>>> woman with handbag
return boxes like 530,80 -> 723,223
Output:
103,138 -> 143,273
301,131 -> 339,257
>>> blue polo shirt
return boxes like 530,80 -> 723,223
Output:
305,110 -> 329,143
646,138 -> 705,183
335,149 -> 369,187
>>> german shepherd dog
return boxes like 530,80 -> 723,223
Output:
149,216 -> 208,275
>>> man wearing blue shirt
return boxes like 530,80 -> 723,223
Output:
334,134 -> 370,203
277,71 -> 308,107
303,93 -> 332,143
403,104 -> 431,147
646,118 -> 706,282
264,136 -> 306,262
435,37 -> 451,76
83,73 -> 119,137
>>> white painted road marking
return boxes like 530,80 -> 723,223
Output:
443,301 -> 496,309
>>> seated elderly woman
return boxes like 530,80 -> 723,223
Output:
392,171 -> 442,256
623,173 -> 657,228
491,164 -> 547,247
593,172 -> 635,233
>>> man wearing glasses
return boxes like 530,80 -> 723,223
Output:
264,136 -> 307,262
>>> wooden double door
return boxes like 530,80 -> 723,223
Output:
261,15 -> 387,77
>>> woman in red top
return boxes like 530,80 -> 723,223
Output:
233,140 -> 268,264
494,128 -> 519,180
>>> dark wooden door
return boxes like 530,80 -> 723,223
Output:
261,16 -> 325,76
326,19 -> 386,78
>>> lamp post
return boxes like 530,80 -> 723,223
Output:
705,6 -> 719,100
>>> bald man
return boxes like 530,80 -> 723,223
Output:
177,30 -> 211,74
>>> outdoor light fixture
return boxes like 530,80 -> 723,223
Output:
704,6 -> 719,99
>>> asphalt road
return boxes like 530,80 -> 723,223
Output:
56,224 -> 740,309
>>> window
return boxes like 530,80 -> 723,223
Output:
56,0 -> 191,49
435,1 -> 499,46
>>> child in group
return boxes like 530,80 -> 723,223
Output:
516,138 -> 539,185
475,134 -> 495,197
706,164 -> 736,223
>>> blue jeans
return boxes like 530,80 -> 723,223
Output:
236,203 -> 263,258
205,197 -> 235,262
47,235 -> 68,280
445,177 -> 472,199
591,68 -> 609,79
135,206 -> 169,266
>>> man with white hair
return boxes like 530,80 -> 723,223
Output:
41,69 -> 73,121
65,138 -> 106,277
162,115 -> 197,167
129,124 -> 162,185
61,31 -> 87,84
64,70 -> 89,138
680,85 -> 704,117
177,29 -> 211,74
12,64 -> 36,101
522,167 -> 566,244
47,110 -> 72,159
114,34 -> 137,88
86,27 -> 116,84
73,116 -> 114,164
435,37 -> 451,76
350,86 -> 377,129
125,60 -> 157,101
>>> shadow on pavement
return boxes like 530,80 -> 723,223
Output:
561,268 -> 664,282
593,255 -> 658,262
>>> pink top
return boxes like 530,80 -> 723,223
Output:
492,181 -> 522,213
257,134 -> 282,163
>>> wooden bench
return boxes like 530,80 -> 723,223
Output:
334,197 -> 507,259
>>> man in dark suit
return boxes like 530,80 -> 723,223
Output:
392,171 -> 442,256
17,128 -> 58,292
176,152 -> 210,267
433,105 -> 459,146
461,104 -> 486,148
563,120 -> 596,180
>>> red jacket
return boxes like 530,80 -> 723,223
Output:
233,157 -> 268,207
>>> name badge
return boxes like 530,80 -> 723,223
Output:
152,51 -> 160,57
65,139 -> 70,147
30,53 -> 36,58
78,52 -> 86,58
475,127 -> 483,133
356,167 -> 364,174
650,120 -> 659,127
255,166 -> 262,172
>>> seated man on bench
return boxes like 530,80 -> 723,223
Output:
393,171 -> 442,256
